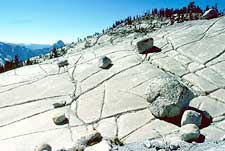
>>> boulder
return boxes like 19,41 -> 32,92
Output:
136,38 -> 154,54
145,74 -> 194,118
52,113 -> 68,125
181,110 -> 202,127
99,56 -> 112,69
34,143 -> 52,151
180,124 -> 200,142
202,9 -> 218,20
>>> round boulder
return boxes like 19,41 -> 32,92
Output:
99,56 -> 112,69
181,110 -> 202,127
180,124 -> 200,142
145,74 -> 194,118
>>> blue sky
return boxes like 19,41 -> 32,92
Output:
0,0 -> 224,44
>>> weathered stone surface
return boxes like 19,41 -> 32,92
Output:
99,56 -> 112,69
152,57 -> 188,76
118,109 -> 154,139
136,38 -> 154,54
178,34 -> 225,64
145,74 -> 194,118
96,117 -> 117,139
201,125 -> 225,141
210,89 -> 225,103
174,55 -> 192,66
196,68 -> 225,88
183,73 -> 217,93
180,124 -> 200,142
76,86 -> 104,123
210,61 -> 225,79
188,62 -> 205,72
84,140 -> 112,151
1,16 -> 225,151
123,119 -> 179,143
102,88 -> 148,118
190,96 -> 225,118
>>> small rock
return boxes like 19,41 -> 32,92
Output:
149,140 -> 166,150
221,135 -> 225,141
99,56 -> 112,69
145,74 -> 194,118
85,131 -> 103,146
181,110 -> 202,127
34,143 -> 52,151
53,101 -> 66,108
143,140 -> 151,148
57,60 -> 69,68
180,124 -> 200,142
169,144 -> 179,150
84,140 -> 112,151
76,131 -> 103,147
52,113 -> 68,125
137,38 -> 154,54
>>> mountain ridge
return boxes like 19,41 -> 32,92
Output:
0,40 -> 65,66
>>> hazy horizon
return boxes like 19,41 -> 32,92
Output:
0,0 -> 224,44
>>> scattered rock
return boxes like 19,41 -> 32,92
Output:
180,124 -> 200,142
143,140 -> 151,148
145,74 -> 194,118
57,60 -> 69,68
52,113 -> 68,125
34,143 -> 52,151
99,56 -> 112,69
202,9 -> 218,20
84,140 -> 112,151
136,38 -> 154,54
53,101 -> 66,108
181,110 -> 202,127
75,131 -> 103,148
148,140 -> 166,150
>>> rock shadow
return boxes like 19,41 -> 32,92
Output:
159,107 -> 212,129
140,46 -> 162,56
103,64 -> 113,70
187,134 -> 205,143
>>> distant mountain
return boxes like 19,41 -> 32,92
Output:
0,40 -> 65,65
17,43 -> 52,50
53,40 -> 65,49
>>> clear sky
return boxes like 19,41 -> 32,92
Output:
0,0 -> 224,44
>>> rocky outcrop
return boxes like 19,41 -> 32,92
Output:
145,74 -> 195,118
